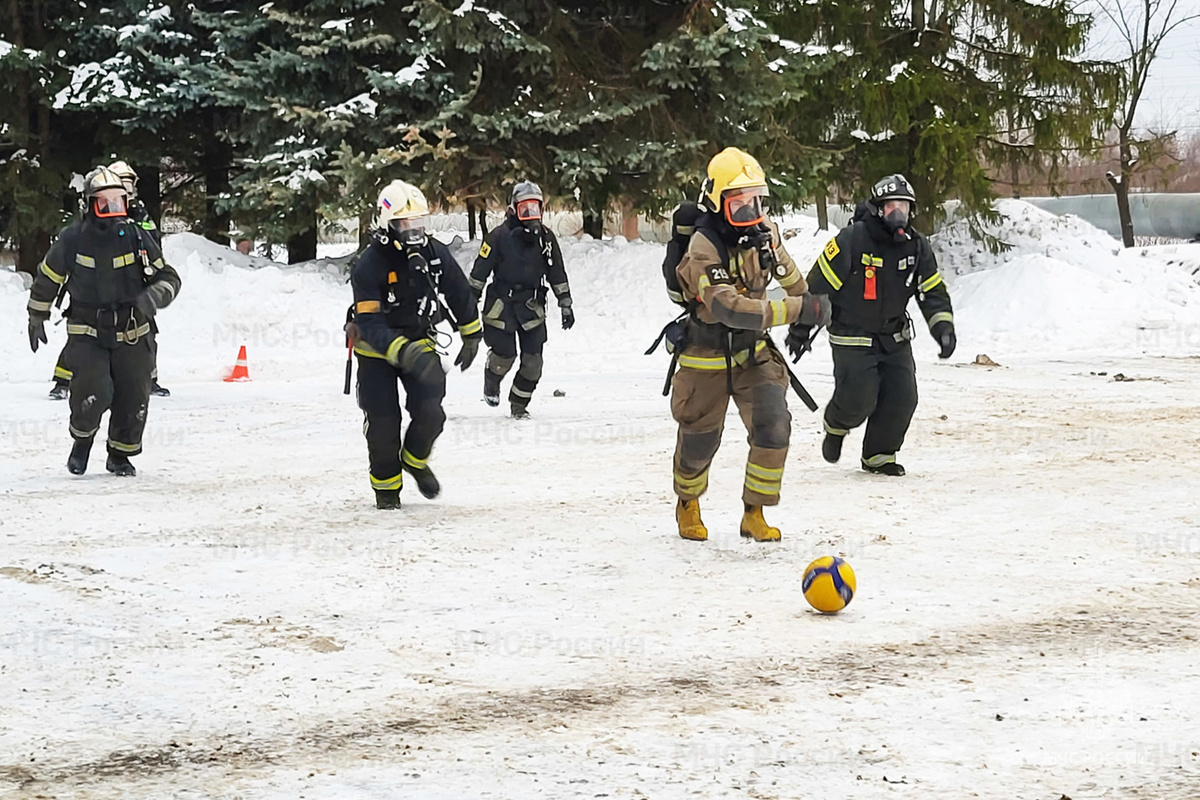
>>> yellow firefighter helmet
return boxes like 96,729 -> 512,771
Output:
700,147 -> 768,212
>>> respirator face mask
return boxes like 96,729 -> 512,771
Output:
389,216 -> 428,248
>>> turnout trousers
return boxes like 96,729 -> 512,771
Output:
355,353 -> 447,493
823,341 -> 918,468
55,332 -> 159,383
482,306 -> 547,410
670,347 -> 792,506
64,332 -> 155,456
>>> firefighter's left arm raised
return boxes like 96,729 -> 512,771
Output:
680,232 -> 807,331
765,221 -> 809,297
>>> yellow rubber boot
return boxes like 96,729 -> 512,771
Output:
676,499 -> 708,541
740,504 -> 781,542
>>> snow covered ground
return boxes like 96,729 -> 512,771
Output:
2,203 -> 1199,798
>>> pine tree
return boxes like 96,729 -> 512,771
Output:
0,0 -> 114,271
755,0 -> 1116,222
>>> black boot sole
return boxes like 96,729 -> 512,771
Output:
861,462 -> 906,477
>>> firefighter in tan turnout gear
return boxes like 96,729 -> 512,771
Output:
670,148 -> 831,542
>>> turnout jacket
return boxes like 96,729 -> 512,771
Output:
673,214 -> 809,369
469,217 -> 571,331
806,206 -> 953,350
128,201 -> 161,246
351,233 -> 482,362
26,217 -> 181,343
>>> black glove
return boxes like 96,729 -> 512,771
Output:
28,317 -> 48,353
785,323 -> 813,362
932,321 -> 956,359
135,291 -> 158,319
798,292 -> 832,328
454,336 -> 480,371
135,283 -> 173,319
561,305 -> 575,330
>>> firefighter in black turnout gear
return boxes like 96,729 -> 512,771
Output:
469,181 -> 572,419
349,180 -> 483,510
48,161 -> 171,400
790,174 -> 955,476
26,166 -> 182,476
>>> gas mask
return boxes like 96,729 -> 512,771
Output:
388,216 -> 428,249
880,200 -> 910,234
90,188 -> 128,219
514,197 -> 542,235
722,187 -> 767,229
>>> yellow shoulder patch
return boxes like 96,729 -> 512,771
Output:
478,242 -> 491,258
356,300 -> 381,314
823,238 -> 840,260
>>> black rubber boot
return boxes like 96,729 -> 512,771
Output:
403,464 -> 441,499
106,453 -> 137,477
150,381 -> 171,397
483,371 -> 501,407
862,460 -> 905,477
375,489 -> 401,510
67,438 -> 93,475
49,382 -> 69,401
510,402 -> 530,420
822,433 -> 844,464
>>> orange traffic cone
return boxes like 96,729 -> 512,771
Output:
223,345 -> 251,382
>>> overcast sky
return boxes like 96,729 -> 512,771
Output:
1082,0 -> 1200,134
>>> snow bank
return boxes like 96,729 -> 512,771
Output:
933,199 -> 1200,356
0,231 -> 678,387
3,200 -> 1197,391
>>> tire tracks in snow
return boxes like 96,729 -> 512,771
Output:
7,584 -> 1199,796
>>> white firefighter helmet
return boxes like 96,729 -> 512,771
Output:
376,180 -> 430,246
107,160 -> 138,198
377,180 -> 430,224
84,167 -> 129,219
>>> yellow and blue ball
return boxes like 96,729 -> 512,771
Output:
802,556 -> 856,613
